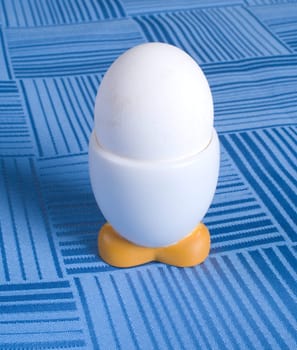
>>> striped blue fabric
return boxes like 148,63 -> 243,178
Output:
0,1 -> 296,349
6,21 -> 143,78
134,6 -> 290,63
252,3 -> 297,50
0,0 -> 126,26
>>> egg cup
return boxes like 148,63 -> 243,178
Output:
89,129 -> 219,268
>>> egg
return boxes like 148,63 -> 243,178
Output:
89,42 -> 220,248
94,42 -> 213,160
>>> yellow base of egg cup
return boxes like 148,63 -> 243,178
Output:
98,223 -> 210,268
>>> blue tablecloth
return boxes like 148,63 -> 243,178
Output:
0,1 -> 296,349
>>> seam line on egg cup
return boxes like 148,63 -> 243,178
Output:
92,129 -> 216,168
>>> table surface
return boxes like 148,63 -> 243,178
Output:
0,1 -> 296,349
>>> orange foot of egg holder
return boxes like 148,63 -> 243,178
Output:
98,223 -> 210,268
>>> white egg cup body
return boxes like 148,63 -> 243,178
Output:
89,129 -> 220,248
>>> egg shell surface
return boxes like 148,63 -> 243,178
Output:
94,42 -> 213,161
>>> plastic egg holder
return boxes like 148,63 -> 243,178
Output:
89,43 -> 220,267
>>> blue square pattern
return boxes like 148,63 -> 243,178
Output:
0,1 -> 296,349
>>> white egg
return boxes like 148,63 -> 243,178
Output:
94,42 -> 213,161
89,42 -> 220,247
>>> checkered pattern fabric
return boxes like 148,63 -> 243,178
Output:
0,1 -> 296,349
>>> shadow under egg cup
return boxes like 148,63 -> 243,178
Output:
89,129 -> 220,267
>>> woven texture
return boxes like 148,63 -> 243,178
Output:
0,1 -> 296,349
